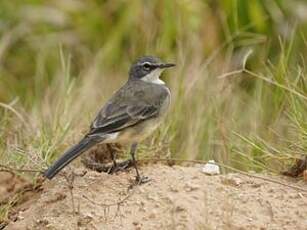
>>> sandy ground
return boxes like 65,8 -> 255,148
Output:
5,164 -> 307,230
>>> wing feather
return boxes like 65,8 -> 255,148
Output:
88,104 -> 158,136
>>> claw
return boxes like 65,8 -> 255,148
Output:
135,175 -> 151,185
108,159 -> 133,174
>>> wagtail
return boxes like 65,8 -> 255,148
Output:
43,56 -> 175,182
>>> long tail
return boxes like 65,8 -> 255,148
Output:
44,136 -> 100,180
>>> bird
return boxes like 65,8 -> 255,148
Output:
43,56 -> 175,183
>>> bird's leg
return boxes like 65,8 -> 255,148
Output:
111,152 -> 117,168
130,142 -> 150,184
107,152 -> 117,174
130,143 -> 140,179
106,144 -> 131,173
107,144 -> 117,171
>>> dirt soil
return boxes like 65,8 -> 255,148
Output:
5,164 -> 307,230
0,171 -> 28,199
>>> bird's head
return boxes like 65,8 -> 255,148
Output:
129,56 -> 175,84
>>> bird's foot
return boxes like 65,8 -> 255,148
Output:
128,175 -> 151,189
135,175 -> 151,185
82,158 -> 133,174
109,159 -> 133,174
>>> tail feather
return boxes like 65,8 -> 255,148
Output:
44,137 -> 99,180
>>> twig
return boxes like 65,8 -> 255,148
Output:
0,177 -> 44,206
139,158 -> 307,193
217,68 -> 307,101
82,179 -> 140,208
82,179 -> 141,221
0,164 -> 43,174
0,102 -> 26,124
62,170 -> 77,215
217,69 -> 244,79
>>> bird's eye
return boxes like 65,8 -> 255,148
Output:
143,62 -> 151,71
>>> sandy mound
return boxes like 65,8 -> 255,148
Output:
6,164 -> 307,230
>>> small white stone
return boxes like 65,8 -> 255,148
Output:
202,160 -> 220,175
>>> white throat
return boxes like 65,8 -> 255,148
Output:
141,69 -> 165,85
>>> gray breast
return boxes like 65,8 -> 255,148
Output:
158,86 -> 171,117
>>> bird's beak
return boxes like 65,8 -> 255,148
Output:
158,63 -> 176,69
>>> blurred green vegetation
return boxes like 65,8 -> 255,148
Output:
0,0 -> 307,180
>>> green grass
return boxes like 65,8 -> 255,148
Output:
0,1 -> 307,216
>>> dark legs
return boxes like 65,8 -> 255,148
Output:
107,144 -> 131,173
107,144 -> 117,170
130,142 -> 150,184
130,143 -> 140,180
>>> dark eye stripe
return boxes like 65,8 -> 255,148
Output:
143,62 -> 152,70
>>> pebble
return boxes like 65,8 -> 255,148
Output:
169,186 -> 179,192
148,213 -> 156,219
184,182 -> 200,192
202,160 -> 220,175
175,205 -> 185,212
133,221 -> 139,225
250,183 -> 261,188
221,177 -> 242,187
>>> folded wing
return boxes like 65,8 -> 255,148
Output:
89,104 -> 159,136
